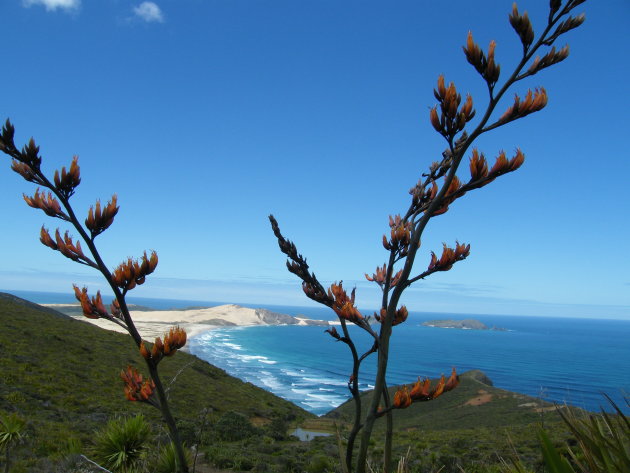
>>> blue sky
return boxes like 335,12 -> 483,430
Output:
1,0 -> 628,319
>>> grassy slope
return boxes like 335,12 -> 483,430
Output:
303,366 -> 576,471
322,369 -> 566,431
1,292 -> 581,471
0,293 -> 313,460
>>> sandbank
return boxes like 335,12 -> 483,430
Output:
43,303 -> 329,350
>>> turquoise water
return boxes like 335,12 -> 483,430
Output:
9,290 -> 630,416
188,314 -> 630,415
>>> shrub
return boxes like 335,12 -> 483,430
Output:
92,415 -> 151,473
204,445 -> 234,469
0,411 -> 27,473
307,454 -> 335,473
265,417 -> 290,441
153,442 -> 192,473
539,398 -> 630,473
501,397 -> 630,473
214,411 -> 258,442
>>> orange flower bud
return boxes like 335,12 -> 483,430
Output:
410,377 -> 431,401
509,148 -> 525,171
454,241 -> 471,259
530,87 -> 547,112
445,176 -> 461,197
509,4 -> 534,48
139,379 -> 155,401
489,151 -> 509,175
373,308 -> 385,323
72,286 -> 112,319
151,337 -> 164,363
302,281 -> 316,299
393,306 -> 408,326
120,365 -> 155,403
170,327 -> 186,345
112,251 -> 158,291
382,234 -> 392,250
140,342 -> 151,360
484,40 -> 500,85
21,137 -> 41,167
391,269 -> 403,287
45,229 -> 93,265
72,284 -> 99,319
325,326 -> 340,340
408,368 -> 458,403
459,94 -> 475,122
110,298 -> 122,319
552,14 -> 585,40
365,264 -> 387,285
328,282 -> 363,323
429,107 -> 441,132
40,226 -> 58,250
445,82 -> 460,119
433,75 -> 446,101
499,88 -> 547,125
54,156 -> 81,196
92,291 -> 109,317
393,386 -> 412,409
469,148 -> 488,181
444,367 -> 459,392
163,338 -> 172,356
528,45 -> 570,75
385,215 -> 412,254
86,195 -> 119,237
426,181 -> 438,200
431,375 -> 446,399
10,160 -> 39,183
487,149 -> 525,178
428,242 -> 468,272
163,326 -> 187,356
463,31 -> 485,74
499,95 -> 518,123
23,189 -> 67,220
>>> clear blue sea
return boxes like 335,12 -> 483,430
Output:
8,290 -> 630,416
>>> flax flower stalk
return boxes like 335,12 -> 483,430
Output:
270,2 -> 587,472
0,122 -> 190,472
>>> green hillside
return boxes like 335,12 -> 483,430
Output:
324,369 -> 566,431
0,292 -> 313,469
0,292 -> 582,472
294,370 -> 576,471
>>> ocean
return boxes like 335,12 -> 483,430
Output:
7,290 -> 630,416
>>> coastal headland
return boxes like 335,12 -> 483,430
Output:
43,302 -> 330,343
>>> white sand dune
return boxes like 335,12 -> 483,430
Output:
43,303 -> 329,349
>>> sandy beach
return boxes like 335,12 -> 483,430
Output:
43,303 -> 329,348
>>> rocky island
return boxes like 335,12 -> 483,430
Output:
422,318 -> 506,331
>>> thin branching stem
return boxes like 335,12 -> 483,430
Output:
1,132 -> 190,472
268,3 -> 586,472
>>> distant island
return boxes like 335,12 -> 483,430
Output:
422,318 -> 507,331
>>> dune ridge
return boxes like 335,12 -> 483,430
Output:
43,302 -> 329,344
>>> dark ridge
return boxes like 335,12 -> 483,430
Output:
462,369 -> 494,386
0,292 -> 70,319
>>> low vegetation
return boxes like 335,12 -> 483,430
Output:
0,293 -> 311,472
4,292 -> 627,473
